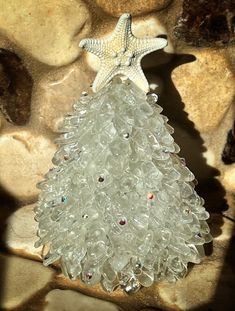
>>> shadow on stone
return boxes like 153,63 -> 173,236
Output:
174,0 -> 235,47
222,120 -> 235,165
191,224 -> 235,311
145,49 -> 232,310
0,48 -> 33,125
0,186 -> 20,306
147,50 -> 228,231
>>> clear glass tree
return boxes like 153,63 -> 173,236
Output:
35,14 -> 212,294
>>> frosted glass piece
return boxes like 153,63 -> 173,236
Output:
139,103 -> 154,116
196,210 -> 210,220
203,233 -> 213,243
110,139 -> 131,157
132,213 -> 150,230
87,241 -> 107,262
102,261 -> 117,282
137,269 -> 154,287
101,278 -> 119,292
113,116 -> 132,135
110,252 -> 130,271
81,267 -> 101,285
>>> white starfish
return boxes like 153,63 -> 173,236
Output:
79,13 -> 167,93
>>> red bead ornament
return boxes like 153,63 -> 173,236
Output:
85,272 -> 92,280
119,219 -> 126,225
98,176 -> 104,182
147,192 -> 155,200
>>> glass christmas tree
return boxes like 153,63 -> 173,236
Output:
35,14 -> 212,293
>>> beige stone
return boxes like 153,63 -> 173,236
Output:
0,130 -> 56,201
222,165 -> 235,192
34,63 -> 94,132
94,0 -> 172,16
6,204 -> 42,259
203,149 -> 216,167
172,48 -> 234,133
45,289 -> 119,311
0,0 -> 91,66
85,15 -> 173,73
0,254 -> 53,309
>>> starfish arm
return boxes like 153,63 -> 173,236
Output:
119,64 -> 149,93
92,61 -> 119,92
79,14 -> 168,93
79,38 -> 108,58
132,37 -> 167,59
110,13 -> 133,50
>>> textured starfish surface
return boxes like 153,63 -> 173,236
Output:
79,13 -> 167,92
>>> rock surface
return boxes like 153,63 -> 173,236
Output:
6,203 -> 42,259
34,62 -> 93,133
174,0 -> 235,47
0,130 -> 56,201
44,289 -> 119,311
0,254 -> 54,309
171,48 -> 234,133
94,0 -> 172,16
222,165 -> 235,192
0,0 -> 91,66
0,48 -> 33,125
